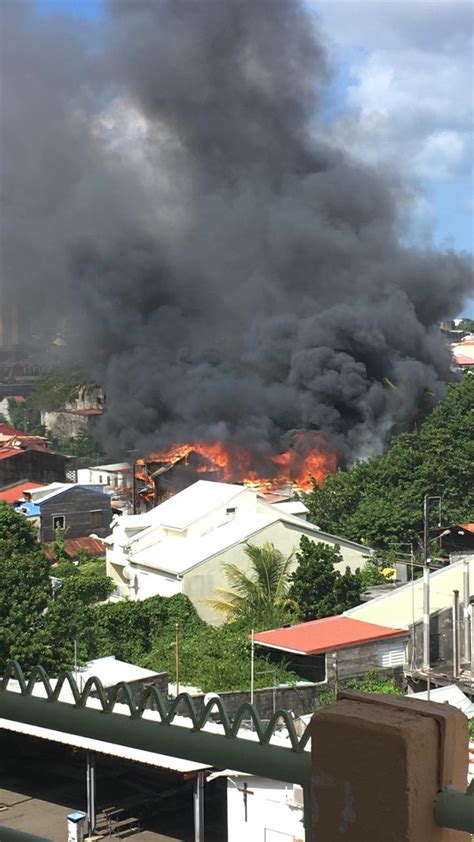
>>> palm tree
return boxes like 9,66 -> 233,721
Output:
209,542 -> 298,628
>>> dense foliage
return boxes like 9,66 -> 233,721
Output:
0,505 -> 52,669
288,537 -> 364,621
0,506 -> 113,672
306,376 -> 474,549
0,507 -> 294,687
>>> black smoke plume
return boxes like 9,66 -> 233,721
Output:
1,0 -> 472,463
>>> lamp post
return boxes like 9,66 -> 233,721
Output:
422,495 -> 442,682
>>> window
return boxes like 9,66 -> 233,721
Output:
98,475 -> 103,484
91,510 -> 103,529
52,515 -> 65,530
226,507 -> 236,516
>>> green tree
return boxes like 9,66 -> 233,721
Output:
288,536 -> 363,621
0,506 -> 51,670
209,542 -> 297,629
306,376 -> 474,548
44,571 -> 114,669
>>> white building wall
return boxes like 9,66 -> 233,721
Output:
346,556 -> 474,628
227,775 -> 304,842
183,519 -> 370,623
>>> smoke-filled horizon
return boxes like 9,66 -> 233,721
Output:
1,0 -> 472,464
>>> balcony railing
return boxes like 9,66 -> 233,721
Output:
0,661 -> 472,841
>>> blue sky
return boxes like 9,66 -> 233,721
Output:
37,0 -> 473,316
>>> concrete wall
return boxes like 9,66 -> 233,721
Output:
190,667 -> 404,720
41,410 -> 95,439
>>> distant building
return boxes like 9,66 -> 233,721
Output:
105,480 -> 373,622
41,384 -> 104,439
0,423 -> 66,486
76,462 -> 131,494
16,482 -> 113,542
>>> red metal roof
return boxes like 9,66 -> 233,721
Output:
453,353 -> 474,366
0,423 -> 29,437
0,480 -> 47,504
253,616 -> 408,655
45,536 -> 106,559
0,448 -> 23,462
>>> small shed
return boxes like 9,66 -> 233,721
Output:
253,616 -> 409,683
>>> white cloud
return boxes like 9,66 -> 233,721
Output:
313,0 -> 473,182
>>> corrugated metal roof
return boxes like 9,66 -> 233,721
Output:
0,480 -> 47,504
253,616 -> 408,655
45,536 -> 106,558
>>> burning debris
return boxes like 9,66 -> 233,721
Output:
135,434 -> 337,507
2,1 -> 473,467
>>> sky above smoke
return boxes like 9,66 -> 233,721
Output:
1,0 -> 473,463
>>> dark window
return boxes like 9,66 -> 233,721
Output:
52,515 -> 65,530
91,510 -> 103,529
226,507 -> 236,515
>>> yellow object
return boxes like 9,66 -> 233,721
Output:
381,567 -> 397,581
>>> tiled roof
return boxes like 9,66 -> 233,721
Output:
253,616 -> 408,655
0,480 -> 47,504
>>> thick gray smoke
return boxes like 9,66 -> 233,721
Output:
1,0 -> 472,464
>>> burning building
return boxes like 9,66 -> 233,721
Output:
1,1 -> 472,469
135,433 -> 337,509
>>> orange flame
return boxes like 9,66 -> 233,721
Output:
137,432 -> 337,494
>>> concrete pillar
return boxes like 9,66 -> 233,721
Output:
311,691 -> 469,842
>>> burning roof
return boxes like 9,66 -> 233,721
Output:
135,433 -> 337,508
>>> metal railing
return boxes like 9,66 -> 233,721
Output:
0,661 -> 473,837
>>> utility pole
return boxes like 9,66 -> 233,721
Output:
250,629 -> 255,706
175,623 -> 180,697
453,590 -> 460,679
422,495 -> 442,679
463,560 -> 470,666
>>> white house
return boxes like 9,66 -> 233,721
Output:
105,480 -> 373,622
76,462 -> 131,493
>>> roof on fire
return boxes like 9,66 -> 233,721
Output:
253,616 -> 408,656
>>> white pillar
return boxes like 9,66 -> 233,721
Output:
86,751 -> 96,834
193,771 -> 205,842
422,562 -> 430,670
463,560 -> 470,664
